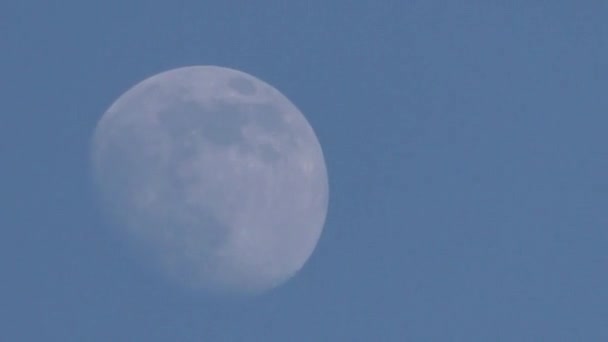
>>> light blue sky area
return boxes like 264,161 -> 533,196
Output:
2,1 -> 607,340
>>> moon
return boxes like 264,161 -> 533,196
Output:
91,66 -> 329,295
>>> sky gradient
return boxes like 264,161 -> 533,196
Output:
2,1 -> 607,340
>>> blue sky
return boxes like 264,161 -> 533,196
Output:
2,1 -> 607,340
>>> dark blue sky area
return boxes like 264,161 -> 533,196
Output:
2,1 -> 607,340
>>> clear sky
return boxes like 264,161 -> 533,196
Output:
2,1 -> 607,341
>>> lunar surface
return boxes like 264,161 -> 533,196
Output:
91,66 -> 328,295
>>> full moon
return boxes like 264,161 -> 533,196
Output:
91,66 -> 329,295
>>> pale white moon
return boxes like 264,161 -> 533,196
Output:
91,66 -> 328,295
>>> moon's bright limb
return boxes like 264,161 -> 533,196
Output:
91,66 -> 329,295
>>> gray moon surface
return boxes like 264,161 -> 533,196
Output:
91,66 -> 329,295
